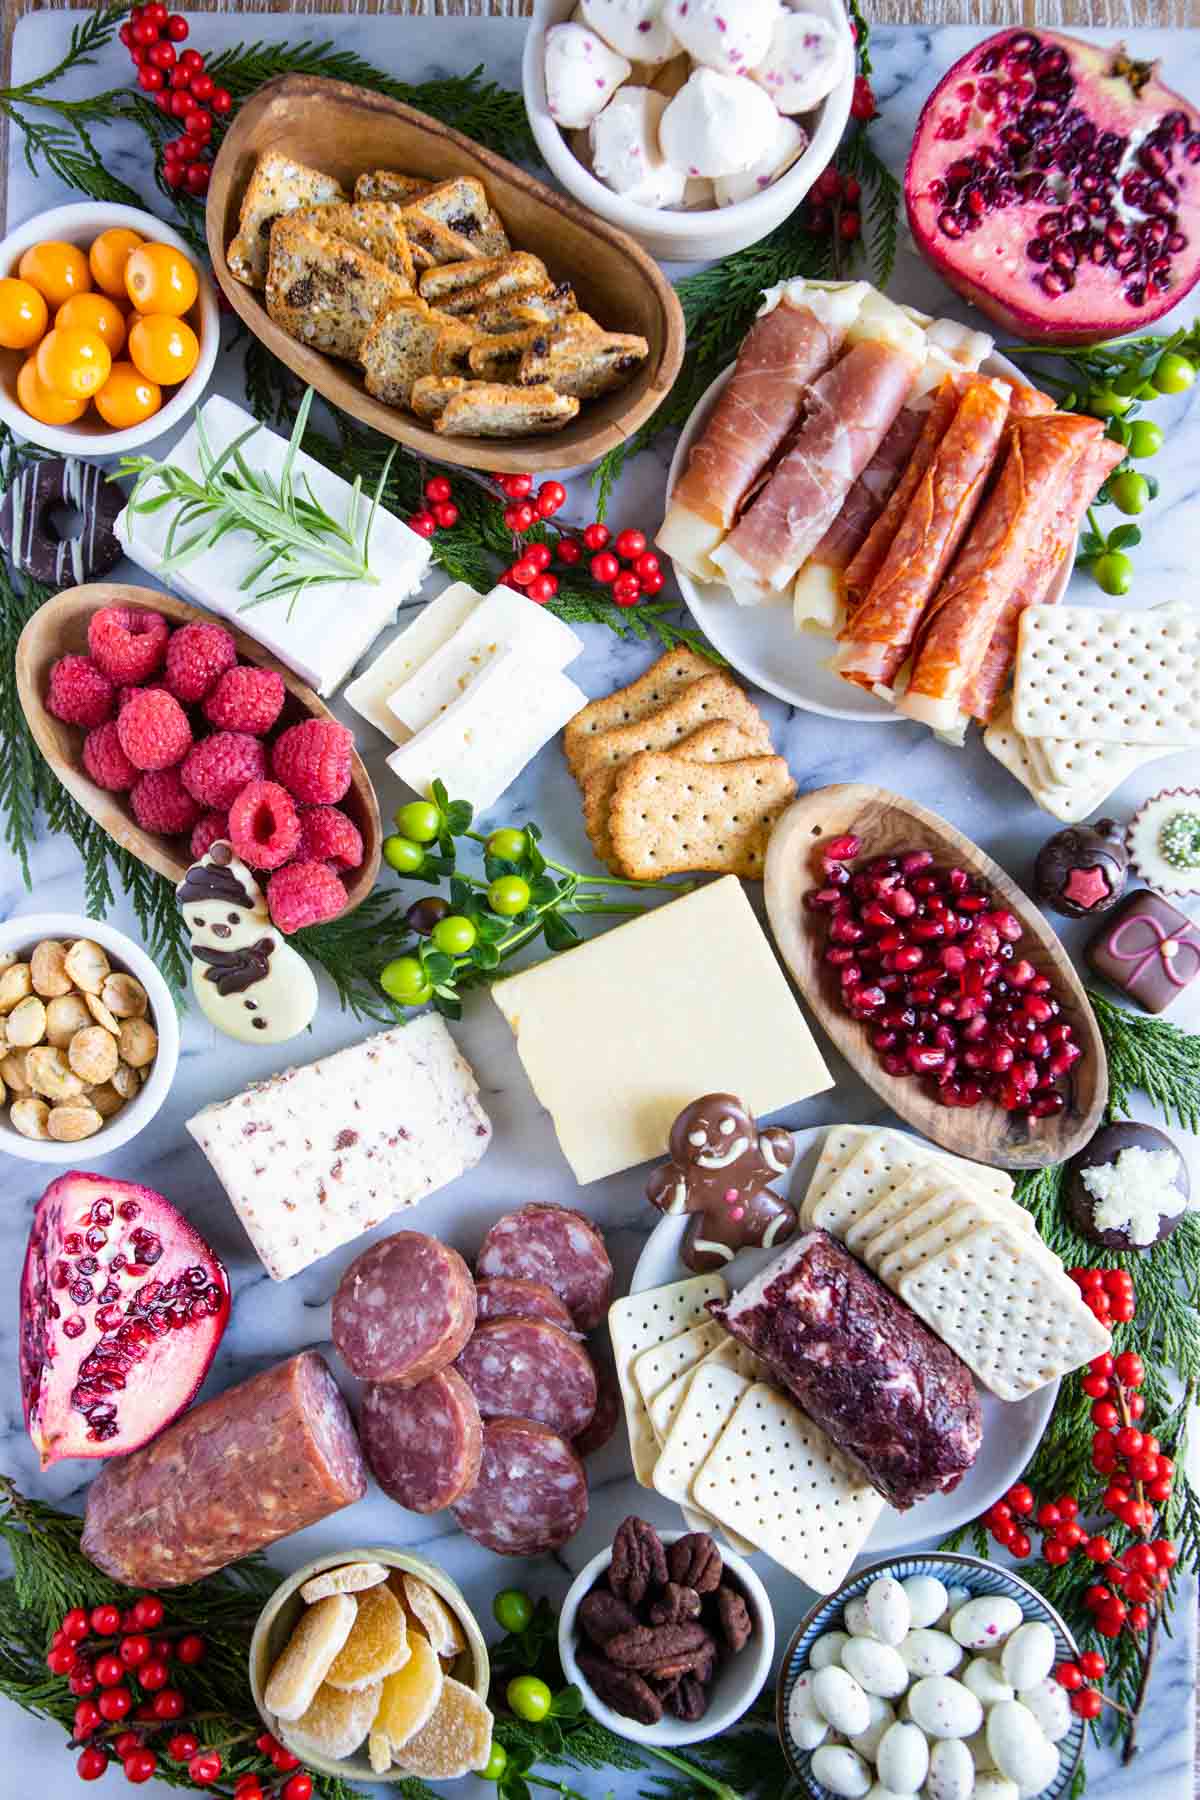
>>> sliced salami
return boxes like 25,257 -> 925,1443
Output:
475,1204 -> 613,1332
451,1417 -> 588,1556
475,1276 -> 577,1334
333,1232 -> 476,1386
361,1370 -> 482,1514
573,1351 -> 619,1458
455,1319 -> 597,1439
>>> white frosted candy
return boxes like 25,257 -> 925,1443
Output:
589,86 -> 687,205
844,1598 -> 880,1640
925,1737 -> 975,1800
972,1780 -> 1019,1800
1018,1675 -> 1072,1742
939,1585 -> 972,1626
813,1665 -> 872,1738
810,1630 -> 852,1670
864,1576 -> 913,1647
907,1677 -> 982,1741
544,23 -> 632,128
987,1701 -> 1056,1792
664,0 -> 778,74
848,1693 -> 895,1762
902,1576 -> 950,1631
787,1670 -> 830,1751
811,1745 -> 872,1799
659,67 -> 781,178
899,1630 -> 962,1679
950,1596 -> 1023,1651
1016,1738 -> 1060,1797
876,1720 -> 929,1795
579,0 -> 679,64
962,1656 -> 1014,1708
683,174 -> 717,207
1001,1621 -> 1056,1693
841,1638 -> 909,1700
750,7 -> 850,113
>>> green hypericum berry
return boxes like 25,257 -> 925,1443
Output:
431,914 -> 477,956
1093,551 -> 1134,596
383,834 -> 425,874
1088,388 -> 1133,418
380,956 -> 432,1005
1108,471 -> 1150,515
1152,352 -> 1196,395
394,800 -> 441,843
486,827 -> 528,863
1126,420 -> 1164,458
488,875 -> 531,917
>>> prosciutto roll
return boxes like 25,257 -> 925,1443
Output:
656,282 -> 866,580
899,412 -> 1103,730
960,432 -> 1124,722
835,375 -> 1012,692
842,378 -> 962,608
712,335 -> 923,598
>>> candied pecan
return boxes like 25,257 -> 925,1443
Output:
667,1531 -> 722,1595
716,1584 -> 753,1654
576,1649 -> 663,1726
579,1588 -> 640,1649
607,1621 -> 713,1673
609,1516 -> 668,1609
648,1582 -> 702,1626
668,1675 -> 709,1722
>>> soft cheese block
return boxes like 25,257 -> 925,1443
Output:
116,395 -> 432,695
491,875 -> 832,1184
386,585 -> 583,734
186,1015 -> 491,1280
344,581 -> 483,745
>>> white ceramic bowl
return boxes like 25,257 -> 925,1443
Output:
523,0 -> 855,263
559,1529 -> 775,1747
0,911 -> 179,1163
0,201 -> 219,456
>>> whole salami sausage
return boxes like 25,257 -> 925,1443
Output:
451,1417 -> 588,1556
475,1276 -> 577,1334
361,1370 -> 482,1513
475,1204 -> 613,1332
81,1353 -> 366,1587
333,1232 -> 476,1385
455,1319 -> 597,1439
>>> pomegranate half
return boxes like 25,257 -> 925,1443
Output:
19,1172 -> 230,1469
905,29 -> 1200,344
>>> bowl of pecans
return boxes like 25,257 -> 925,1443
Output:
559,1518 -> 774,1748
0,911 -> 178,1162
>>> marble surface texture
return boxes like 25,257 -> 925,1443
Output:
2,10 -> 1198,1799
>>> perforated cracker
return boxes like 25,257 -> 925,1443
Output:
844,1171 -> 945,1260
572,674 -> 771,783
609,1276 -> 728,1486
563,647 -> 718,776
804,1127 -> 1014,1240
1025,730 -> 1156,793
692,1384 -> 885,1594
652,1362 -> 751,1510
877,1192 -> 1057,1287
609,749 -> 795,881
1014,605 -> 1200,745
798,1123 -> 873,1226
898,1222 -> 1111,1401
983,701 -> 1102,823
633,1320 -> 727,1409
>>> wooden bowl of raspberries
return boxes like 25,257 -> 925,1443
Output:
16,582 -> 381,933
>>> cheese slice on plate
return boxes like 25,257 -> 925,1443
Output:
344,582 -> 482,744
387,585 -> 582,733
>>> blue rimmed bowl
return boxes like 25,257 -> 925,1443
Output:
776,1551 -> 1085,1800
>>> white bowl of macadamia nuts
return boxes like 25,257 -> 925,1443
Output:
0,912 -> 178,1162
524,0 -> 854,262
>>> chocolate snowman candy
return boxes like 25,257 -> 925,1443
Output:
646,1093 -> 797,1273
177,842 -> 318,1044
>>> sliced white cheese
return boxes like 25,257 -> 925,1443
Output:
115,395 -> 431,695
656,504 -> 725,582
344,582 -> 482,745
386,646 -> 587,816
386,585 -> 583,734
793,563 -> 844,635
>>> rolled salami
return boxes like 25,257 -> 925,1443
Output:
332,1232 -> 476,1387
451,1418 -> 588,1556
835,375 -> 1012,691
475,1276 -> 577,1333
711,1232 -> 981,1510
842,377 -> 962,607
81,1353 -> 366,1587
475,1204 -> 613,1332
361,1369 -> 482,1513
899,413 -> 1103,730
455,1318 -> 598,1439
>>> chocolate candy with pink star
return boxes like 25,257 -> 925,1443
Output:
1033,819 -> 1129,919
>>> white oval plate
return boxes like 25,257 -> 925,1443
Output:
631,1125 -> 1057,1558
664,351 -> 1070,722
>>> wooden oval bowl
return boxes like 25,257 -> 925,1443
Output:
765,784 -> 1107,1169
206,74 -> 686,475
16,583 -> 381,914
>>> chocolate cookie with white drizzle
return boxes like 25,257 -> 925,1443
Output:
177,840 -> 317,1044
646,1092 -> 797,1272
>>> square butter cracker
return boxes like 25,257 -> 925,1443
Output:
563,648 -> 715,775
878,1193 -> 1058,1288
652,1362 -> 750,1510
646,1336 -> 763,1446
573,673 -> 771,785
1014,605 -> 1200,746
799,1123 -> 873,1225
583,717 -> 760,869
692,1385 -> 885,1595
609,1277 -> 728,1487
804,1127 -> 1015,1239
633,1320 -> 727,1409
898,1222 -> 1111,1401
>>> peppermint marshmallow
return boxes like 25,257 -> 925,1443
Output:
590,87 -> 688,206
751,9 -> 850,114
579,0 -> 680,66
715,111 -> 808,205
659,66 -> 781,179
544,22 -> 632,129
663,0 -> 780,76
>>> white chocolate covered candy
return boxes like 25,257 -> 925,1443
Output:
544,22 -> 631,129
589,87 -> 687,205
579,0 -> 679,65
659,66 -> 781,177
751,8 -> 850,114
177,842 -> 318,1045
714,111 -> 807,206
664,0 -> 779,75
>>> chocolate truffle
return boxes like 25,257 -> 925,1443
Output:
1034,818 -> 1129,919
1086,889 -> 1200,1014
1127,788 -> 1200,899
1065,1122 -> 1189,1251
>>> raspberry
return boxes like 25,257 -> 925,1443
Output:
82,722 -> 137,793
88,607 -> 169,684
202,665 -> 286,735
271,719 -> 354,804
228,780 -> 301,870
116,689 -> 193,771
165,621 -> 237,704
190,811 -> 229,861
266,861 -> 347,934
298,806 -> 364,870
130,769 -> 202,837
181,732 -> 267,810
117,682 -> 171,711
47,655 -> 115,728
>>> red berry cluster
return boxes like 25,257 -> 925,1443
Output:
1051,1648 -> 1110,1721
1069,1263 -> 1137,1326
407,473 -> 461,539
117,6 -> 232,196
806,167 -> 863,240
496,473 -> 662,608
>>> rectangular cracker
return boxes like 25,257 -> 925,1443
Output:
609,1276 -> 728,1487
227,150 -> 345,288
692,1384 -> 885,1594
265,220 -> 410,364
801,1123 -> 874,1221
843,1170 -> 946,1259
583,717 -> 760,869
572,673 -> 770,784
434,382 -> 579,438
293,200 -> 415,288
632,1320 -> 727,1408
609,749 -> 795,881
800,1126 -> 1016,1237
897,1222 -> 1111,1401
1013,604 -> 1200,745
877,1191 -> 1054,1287
646,1335 -> 763,1446
403,176 -> 509,257
563,647 -> 716,775
983,700 -> 1110,823
652,1362 -> 751,1509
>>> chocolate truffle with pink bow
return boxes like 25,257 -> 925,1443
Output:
645,1092 -> 797,1273
1086,890 -> 1200,1015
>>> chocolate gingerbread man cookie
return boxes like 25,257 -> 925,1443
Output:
646,1093 -> 797,1272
